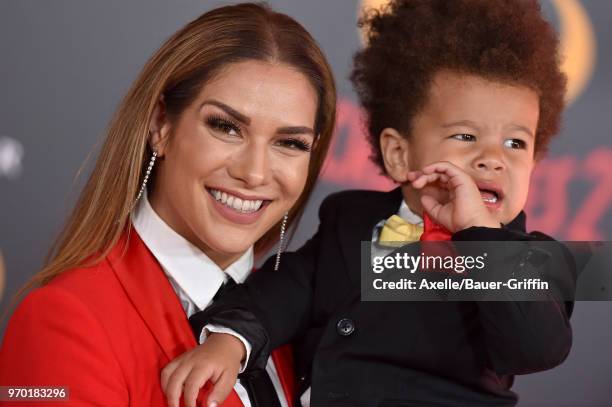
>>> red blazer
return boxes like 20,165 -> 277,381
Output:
0,230 -> 296,406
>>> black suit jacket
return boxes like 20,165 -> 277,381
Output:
192,188 -> 576,407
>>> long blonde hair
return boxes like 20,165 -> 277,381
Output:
9,3 -> 336,310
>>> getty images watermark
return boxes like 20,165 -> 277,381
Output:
361,241 -> 609,301
371,251 -> 548,292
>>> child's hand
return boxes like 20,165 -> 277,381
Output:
161,333 -> 246,407
408,161 -> 500,232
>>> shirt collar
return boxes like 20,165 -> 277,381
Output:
398,199 -> 423,226
132,192 -> 253,311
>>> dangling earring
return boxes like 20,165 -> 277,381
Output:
132,150 -> 157,209
274,212 -> 289,271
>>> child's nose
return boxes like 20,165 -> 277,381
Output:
473,147 -> 505,173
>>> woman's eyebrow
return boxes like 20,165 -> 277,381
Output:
277,126 -> 315,136
201,99 -> 250,125
202,99 -> 314,135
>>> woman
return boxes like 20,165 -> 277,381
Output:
0,3 -> 336,406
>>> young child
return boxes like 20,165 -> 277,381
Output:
162,1 -> 574,406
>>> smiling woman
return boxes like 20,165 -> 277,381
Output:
0,3 -> 335,406
149,60 -> 320,268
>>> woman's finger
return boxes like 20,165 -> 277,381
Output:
184,367 -> 214,407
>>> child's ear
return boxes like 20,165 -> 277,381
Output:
380,128 -> 411,183
148,98 -> 171,156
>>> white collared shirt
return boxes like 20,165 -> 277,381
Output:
132,192 -> 288,407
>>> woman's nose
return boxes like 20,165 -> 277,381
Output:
227,142 -> 270,186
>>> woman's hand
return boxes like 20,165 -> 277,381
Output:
407,161 -> 500,232
161,333 -> 246,407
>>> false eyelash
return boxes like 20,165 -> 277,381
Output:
206,114 -> 241,135
279,137 -> 312,152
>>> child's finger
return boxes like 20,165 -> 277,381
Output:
184,367 -> 214,407
165,364 -> 192,407
421,161 -> 467,183
406,170 -> 422,181
161,356 -> 183,394
207,370 -> 239,407
421,194 -> 444,223
421,161 -> 460,174
414,173 -> 433,188
411,173 -> 436,188
421,162 -> 477,193
411,172 -> 449,189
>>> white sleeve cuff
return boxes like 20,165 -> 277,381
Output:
201,324 -> 252,373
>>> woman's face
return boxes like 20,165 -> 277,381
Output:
149,60 -> 318,268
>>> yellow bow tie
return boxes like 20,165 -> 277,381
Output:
379,215 -> 423,246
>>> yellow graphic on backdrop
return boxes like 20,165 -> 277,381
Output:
359,0 -> 596,104
553,0 -> 596,103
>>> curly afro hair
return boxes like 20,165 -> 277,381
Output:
351,0 -> 567,173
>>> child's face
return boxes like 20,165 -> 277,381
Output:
400,71 -> 539,225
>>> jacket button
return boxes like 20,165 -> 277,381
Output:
336,318 -> 355,336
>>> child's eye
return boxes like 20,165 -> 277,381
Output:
275,137 -> 312,152
206,115 -> 242,137
504,139 -> 527,149
451,134 -> 476,142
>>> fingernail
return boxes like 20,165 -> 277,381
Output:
209,402 -> 218,407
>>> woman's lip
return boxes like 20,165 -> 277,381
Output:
206,186 -> 271,201
207,189 -> 268,225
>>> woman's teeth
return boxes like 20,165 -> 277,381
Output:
209,188 -> 264,213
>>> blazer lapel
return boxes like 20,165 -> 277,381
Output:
338,188 -> 404,287
108,229 -> 196,362
107,229 -> 245,407
271,345 -> 296,407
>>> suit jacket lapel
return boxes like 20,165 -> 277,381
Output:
338,188 -> 404,287
271,345 -> 296,407
107,229 -> 247,406
108,229 -> 196,362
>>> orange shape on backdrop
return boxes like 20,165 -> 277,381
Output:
359,0 -> 597,104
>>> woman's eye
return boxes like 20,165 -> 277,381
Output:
206,116 -> 241,137
452,134 -> 476,142
504,139 -> 527,149
276,137 -> 312,152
